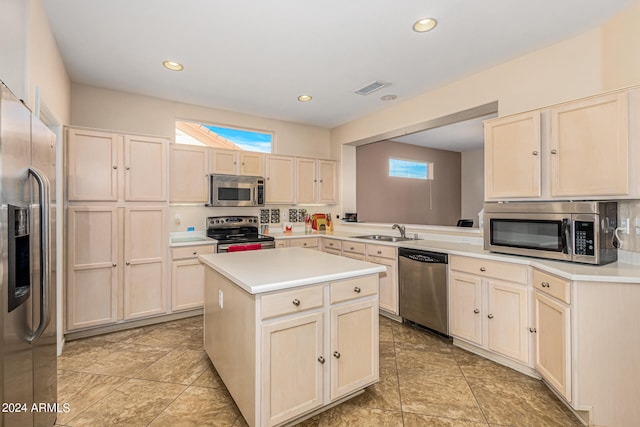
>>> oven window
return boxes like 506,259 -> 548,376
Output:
218,187 -> 251,201
490,219 -> 563,252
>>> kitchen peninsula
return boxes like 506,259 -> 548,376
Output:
199,247 -> 385,427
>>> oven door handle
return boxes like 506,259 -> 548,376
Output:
561,218 -> 571,255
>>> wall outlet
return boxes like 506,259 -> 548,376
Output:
621,217 -> 630,234
218,290 -> 224,308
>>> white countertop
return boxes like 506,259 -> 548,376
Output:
268,231 -> 640,283
199,247 -> 386,294
169,231 -> 217,247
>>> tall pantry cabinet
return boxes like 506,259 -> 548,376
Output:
65,128 -> 169,332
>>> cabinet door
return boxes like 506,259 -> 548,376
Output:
550,92 -> 629,197
239,151 -> 264,176
124,135 -> 167,201
171,259 -> 205,311
124,207 -> 167,319
487,280 -> 529,364
484,111 -> 541,199
262,312 -> 324,426
170,144 -> 209,203
317,160 -> 337,204
266,155 -> 295,204
67,128 -> 118,201
367,255 -> 397,315
66,207 -> 118,330
330,299 -> 379,401
449,272 -> 483,345
210,148 -> 238,174
296,157 -> 317,204
534,292 -> 571,401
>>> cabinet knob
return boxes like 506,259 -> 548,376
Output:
551,149 -> 558,154
113,165 -> 117,170
125,166 -> 130,170
112,263 -> 117,267
317,356 -> 325,364
529,327 -> 537,333
541,281 -> 550,288
532,150 -> 539,156
480,267 -> 486,272
354,287 -> 361,293
320,179 -> 324,183
473,309 -> 480,314
487,314 -> 494,319
241,162 -> 245,166
303,243 -> 307,246
377,250 -> 382,255
292,298 -> 301,306
126,261 -> 131,266
349,247 -> 354,251
333,351 -> 341,359
193,251 -> 197,255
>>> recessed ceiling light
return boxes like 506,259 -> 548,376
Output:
413,17 -> 437,33
298,95 -> 312,102
162,60 -> 184,71
381,94 -> 398,101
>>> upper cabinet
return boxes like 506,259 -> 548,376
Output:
67,128 -> 168,202
266,155 -> 295,204
170,144 -> 208,203
295,158 -> 338,205
210,148 -> 264,176
485,88 -> 640,201
317,160 -> 338,204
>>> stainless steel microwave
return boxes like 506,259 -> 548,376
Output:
483,201 -> 617,265
206,174 -> 265,207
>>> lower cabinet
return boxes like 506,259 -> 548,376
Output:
288,237 -> 319,250
171,244 -> 216,311
66,205 -> 167,331
365,244 -> 398,315
449,255 -> 530,365
204,270 -> 379,427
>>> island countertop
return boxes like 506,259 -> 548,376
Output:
199,247 -> 386,294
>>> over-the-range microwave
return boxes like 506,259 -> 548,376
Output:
206,174 -> 265,207
483,201 -> 618,265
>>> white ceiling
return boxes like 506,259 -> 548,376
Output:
42,0 -> 632,129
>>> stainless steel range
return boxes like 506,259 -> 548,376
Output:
207,215 -> 275,252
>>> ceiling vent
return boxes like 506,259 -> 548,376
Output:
355,80 -> 390,96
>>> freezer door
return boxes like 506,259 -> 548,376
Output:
1,83 -> 34,426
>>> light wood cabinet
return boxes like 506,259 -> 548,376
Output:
288,237 -> 318,250
211,148 -> 264,176
449,255 -> 530,365
67,128 -> 168,202
485,90 -> 637,201
66,206 -> 118,330
366,244 -> 398,315
170,144 -> 208,203
317,160 -> 338,204
295,158 -> 338,204
321,238 -> 342,256
485,111 -> 541,199
532,269 -> 571,401
171,244 -> 216,312
342,241 -> 366,261
266,155 -> 295,204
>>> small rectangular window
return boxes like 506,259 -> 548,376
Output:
176,121 -> 273,153
389,158 -> 432,180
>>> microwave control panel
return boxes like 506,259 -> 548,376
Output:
574,221 -> 595,256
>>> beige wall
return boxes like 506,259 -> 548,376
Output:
461,149 -> 484,225
601,0 -> 640,91
356,140 -> 460,225
71,84 -> 331,159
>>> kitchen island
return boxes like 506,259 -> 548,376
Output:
199,247 -> 385,427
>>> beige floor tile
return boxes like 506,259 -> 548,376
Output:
65,378 -> 186,426
392,324 -> 452,353
134,348 -> 210,385
453,346 -> 539,385
319,402 -> 404,427
398,370 -> 486,422
76,343 -> 173,378
191,360 -> 226,389
348,366 -> 401,411
124,326 -> 193,348
56,339 -> 126,371
403,412 -> 490,426
56,370 -> 128,425
148,385 -> 241,426
395,346 -> 461,376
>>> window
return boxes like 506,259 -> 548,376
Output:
389,158 -> 432,180
175,120 -> 273,153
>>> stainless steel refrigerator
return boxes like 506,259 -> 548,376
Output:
1,81 -> 57,426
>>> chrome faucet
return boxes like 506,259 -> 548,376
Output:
392,224 -> 406,238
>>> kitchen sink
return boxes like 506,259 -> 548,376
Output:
353,234 -> 418,242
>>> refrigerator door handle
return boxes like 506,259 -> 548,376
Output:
27,167 -> 51,343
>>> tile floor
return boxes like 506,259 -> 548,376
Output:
56,315 -> 582,426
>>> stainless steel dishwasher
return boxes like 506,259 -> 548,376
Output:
398,248 -> 449,336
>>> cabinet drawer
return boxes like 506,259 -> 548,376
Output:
366,244 -> 396,259
450,255 -> 528,285
289,237 -> 319,248
342,241 -> 366,255
323,238 -> 342,251
275,240 -> 288,248
171,244 -> 216,260
262,285 -> 324,319
330,275 -> 377,304
533,269 -> 571,304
